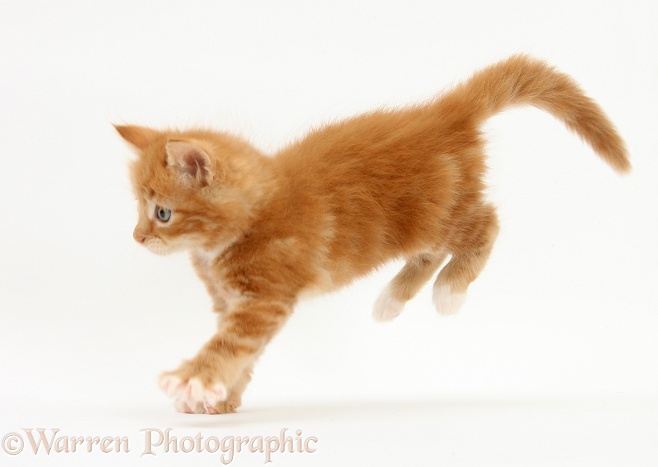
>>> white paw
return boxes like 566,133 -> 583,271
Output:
433,284 -> 466,315
373,285 -> 405,321
159,374 -> 227,414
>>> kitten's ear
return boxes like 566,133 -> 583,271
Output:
166,140 -> 213,185
114,124 -> 160,150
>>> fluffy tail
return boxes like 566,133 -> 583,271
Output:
441,55 -> 630,173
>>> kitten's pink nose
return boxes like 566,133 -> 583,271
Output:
133,230 -> 147,244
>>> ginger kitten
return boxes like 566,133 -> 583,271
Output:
116,55 -> 629,414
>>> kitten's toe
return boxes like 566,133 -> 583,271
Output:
178,377 -> 228,414
373,285 -> 405,321
159,373 -> 184,397
214,400 -> 240,414
433,284 -> 466,315
160,371 -> 228,414
174,399 -> 195,414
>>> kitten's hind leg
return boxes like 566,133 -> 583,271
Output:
433,206 -> 499,315
373,252 -> 447,321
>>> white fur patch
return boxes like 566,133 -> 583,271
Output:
159,373 -> 228,415
193,246 -> 230,265
432,284 -> 466,315
372,285 -> 405,321
191,249 -> 244,313
159,374 -> 184,396
145,199 -> 156,220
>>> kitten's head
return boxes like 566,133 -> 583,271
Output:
115,125 -> 272,256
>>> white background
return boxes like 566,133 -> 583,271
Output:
1,0 -> 657,465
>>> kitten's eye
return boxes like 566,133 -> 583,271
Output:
156,206 -> 172,222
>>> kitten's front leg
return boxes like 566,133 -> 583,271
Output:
159,298 -> 291,414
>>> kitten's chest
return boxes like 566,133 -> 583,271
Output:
191,250 -> 241,313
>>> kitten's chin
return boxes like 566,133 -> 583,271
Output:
143,239 -> 170,256
144,237 -> 199,256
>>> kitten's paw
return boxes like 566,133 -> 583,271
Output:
373,285 -> 405,321
433,284 -> 466,315
159,372 -> 228,415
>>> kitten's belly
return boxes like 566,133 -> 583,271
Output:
298,266 -> 336,301
298,258 -> 375,301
